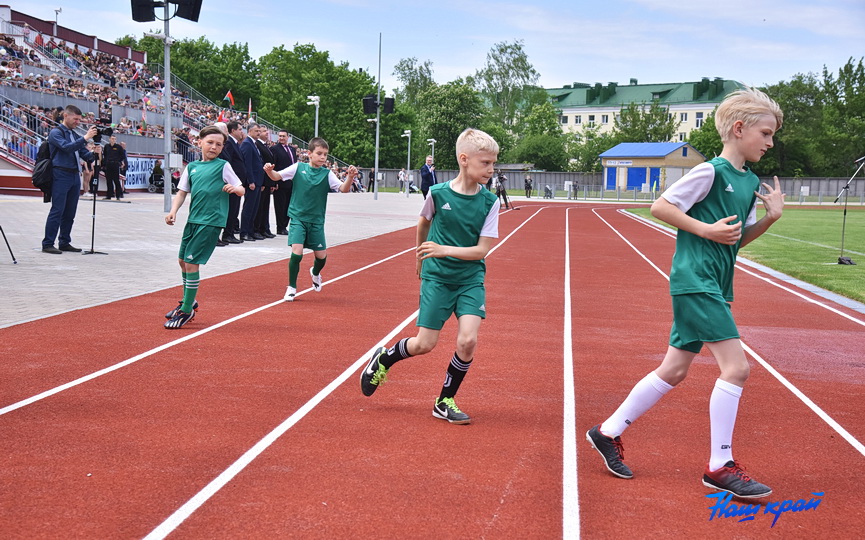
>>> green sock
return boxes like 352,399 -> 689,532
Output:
312,256 -> 327,275
289,253 -> 303,288
181,271 -> 199,313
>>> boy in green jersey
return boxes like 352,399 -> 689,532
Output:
164,126 -> 245,329
587,88 -> 785,499
263,138 -> 357,301
360,128 -> 501,425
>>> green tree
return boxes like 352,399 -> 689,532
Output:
687,110 -> 723,160
417,81 -> 485,170
510,133 -> 568,171
392,57 -> 435,113
472,40 -> 539,128
820,57 -> 865,176
522,101 -> 562,136
613,101 -> 680,143
566,124 -> 616,172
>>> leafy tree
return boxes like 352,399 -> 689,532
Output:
820,57 -> 865,176
566,124 -> 616,172
417,81 -> 485,170
522,101 -> 562,137
472,40 -> 539,128
613,101 -> 680,143
510,133 -> 568,171
392,57 -> 435,112
687,110 -> 722,160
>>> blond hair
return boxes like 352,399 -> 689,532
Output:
715,87 -> 783,143
455,128 -> 499,158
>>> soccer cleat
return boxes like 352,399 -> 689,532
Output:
284,286 -> 296,302
164,309 -> 195,329
586,424 -> 634,479
165,299 -> 199,319
360,346 -> 388,396
432,397 -> 471,425
702,460 -> 772,499
310,267 -> 322,292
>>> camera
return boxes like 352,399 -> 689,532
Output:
92,118 -> 113,143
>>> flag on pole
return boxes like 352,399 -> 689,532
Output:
223,90 -> 235,107
141,106 -> 147,129
217,109 -> 226,122
248,97 -> 252,116
131,67 -> 140,81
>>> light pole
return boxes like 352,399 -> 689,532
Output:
401,129 -> 411,197
427,138 -> 436,160
306,95 -> 320,137
54,7 -> 61,25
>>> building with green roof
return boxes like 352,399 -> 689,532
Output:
547,77 -> 746,142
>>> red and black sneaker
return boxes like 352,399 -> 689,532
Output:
702,460 -> 772,499
586,424 -> 633,479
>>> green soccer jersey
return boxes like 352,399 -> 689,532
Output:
667,157 -> 759,301
179,158 -> 238,228
421,181 -> 499,285
282,163 -> 341,224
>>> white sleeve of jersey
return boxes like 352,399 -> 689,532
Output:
745,201 -> 758,227
479,199 -> 499,238
177,167 -> 190,192
328,171 -> 342,191
419,191 -> 436,221
222,162 -> 242,187
660,162 -> 715,214
277,163 -> 299,181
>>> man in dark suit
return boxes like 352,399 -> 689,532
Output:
420,154 -> 437,199
218,121 -> 248,244
239,123 -> 265,241
270,129 -> 296,235
254,127 -> 277,238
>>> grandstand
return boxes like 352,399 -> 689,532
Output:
0,5 -> 321,196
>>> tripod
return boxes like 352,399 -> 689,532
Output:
0,223 -> 16,264
834,156 -> 865,265
82,162 -> 107,256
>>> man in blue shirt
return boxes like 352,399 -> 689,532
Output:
42,105 -> 99,254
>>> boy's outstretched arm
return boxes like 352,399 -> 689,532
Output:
165,190 -> 188,225
651,196 -> 743,246
741,176 -> 784,248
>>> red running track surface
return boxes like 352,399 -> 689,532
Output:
0,203 -> 862,538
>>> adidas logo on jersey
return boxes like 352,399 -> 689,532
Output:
442,202 -> 452,210
725,184 -> 734,192
191,168 -> 197,173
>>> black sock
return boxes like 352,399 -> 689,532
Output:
380,337 -> 412,368
439,352 -> 472,400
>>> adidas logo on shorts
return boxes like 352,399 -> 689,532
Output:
479,304 -> 486,312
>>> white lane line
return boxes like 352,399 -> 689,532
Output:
0,247 -> 416,417
764,232 -> 865,257
143,207 -> 549,540
615,209 -> 865,326
562,208 -> 580,539
592,208 -> 865,458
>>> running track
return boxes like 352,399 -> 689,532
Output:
1,203 -> 863,538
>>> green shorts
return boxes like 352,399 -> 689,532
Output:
178,222 -> 221,265
417,280 -> 486,331
669,292 -> 739,353
288,219 -> 327,251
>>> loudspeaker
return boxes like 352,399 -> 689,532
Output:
131,0 -> 156,22
175,0 -> 203,22
383,97 -> 394,114
362,95 -> 377,114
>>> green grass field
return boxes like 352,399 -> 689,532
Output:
628,206 -> 865,303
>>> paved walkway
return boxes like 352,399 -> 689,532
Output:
0,191 -> 426,328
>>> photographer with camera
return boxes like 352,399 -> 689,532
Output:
101,133 -> 126,201
42,105 -> 100,254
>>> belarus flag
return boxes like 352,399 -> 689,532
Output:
217,109 -> 226,122
223,90 -> 235,107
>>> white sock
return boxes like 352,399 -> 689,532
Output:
600,372 -> 673,437
708,379 -> 743,472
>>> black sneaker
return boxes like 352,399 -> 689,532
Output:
165,300 -> 199,319
164,309 -> 195,329
432,397 -> 471,425
360,346 -> 388,396
586,424 -> 633,479
702,460 -> 772,499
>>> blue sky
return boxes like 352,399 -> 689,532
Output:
11,0 -> 864,93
